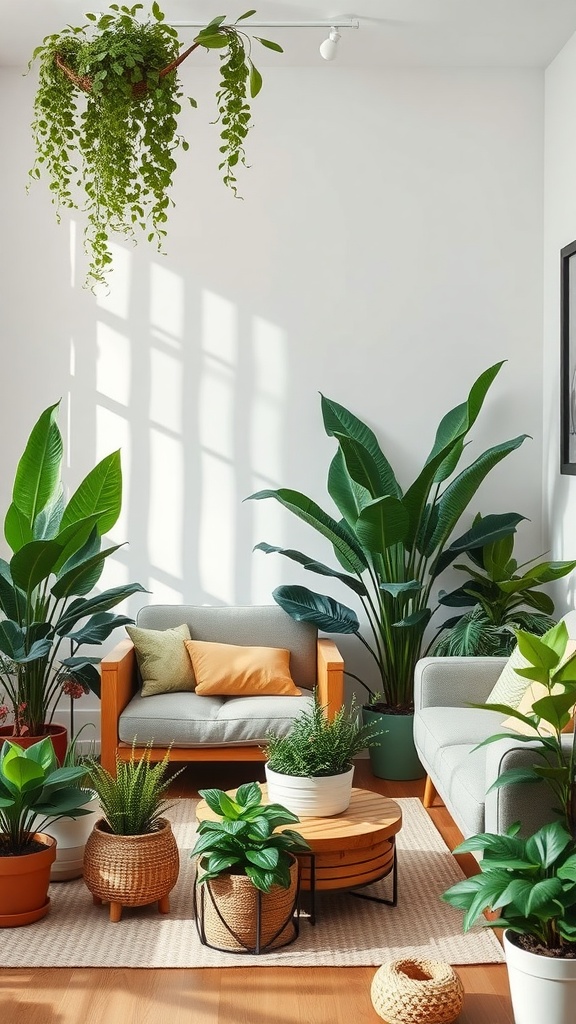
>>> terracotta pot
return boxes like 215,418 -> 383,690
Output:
0,832 -> 56,927
83,817 -> 180,922
0,724 -> 68,765
195,856 -> 299,953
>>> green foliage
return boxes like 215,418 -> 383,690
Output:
0,401 -> 145,737
86,743 -> 180,835
191,781 -> 310,892
247,362 -> 528,710
432,520 -> 575,656
0,736 -> 93,853
478,619 -> 576,835
28,5 -> 282,287
265,693 -> 382,777
442,820 -> 576,951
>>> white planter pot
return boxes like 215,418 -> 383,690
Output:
265,764 -> 354,817
44,792 -> 101,881
504,930 -> 576,1024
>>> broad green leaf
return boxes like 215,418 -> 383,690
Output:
526,822 -> 572,868
428,436 -> 528,554
235,781 -> 262,809
432,512 -> 525,577
55,582 -> 147,634
355,496 -> 409,555
51,542 -> 124,599
380,580 -> 421,599
531,692 -> 576,730
65,612 -> 134,645
254,542 -> 367,595
2,753 -> 44,790
321,394 -> 401,498
426,362 -> 505,465
4,503 -> 34,553
246,847 -> 280,869
9,403 -> 63,535
516,626 -> 564,671
327,449 -> 372,525
60,451 -> 122,536
247,488 -> 367,573
273,585 -> 360,634
196,34 -> 229,48
248,60 -> 263,98
256,37 -> 283,52
335,433 -> 387,500
10,539 -> 64,593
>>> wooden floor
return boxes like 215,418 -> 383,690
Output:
2,760 -> 514,1024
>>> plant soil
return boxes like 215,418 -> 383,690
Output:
512,932 -> 576,959
0,837 -> 47,857
365,703 -> 414,715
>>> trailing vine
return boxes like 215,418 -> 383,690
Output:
28,4 -> 282,288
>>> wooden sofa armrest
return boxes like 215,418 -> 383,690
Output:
100,639 -> 138,774
316,637 -> 344,720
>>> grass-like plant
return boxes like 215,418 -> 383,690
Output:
191,782 -> 310,892
86,743 -> 181,835
28,3 -> 282,287
264,693 -> 382,778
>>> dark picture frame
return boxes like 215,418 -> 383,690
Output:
561,239 -> 576,474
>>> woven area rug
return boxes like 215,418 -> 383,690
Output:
3,797 -> 504,968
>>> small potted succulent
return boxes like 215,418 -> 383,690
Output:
192,782 -> 310,953
0,736 -> 94,926
264,692 -> 383,816
83,744 -> 182,922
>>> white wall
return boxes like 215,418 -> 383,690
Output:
544,32 -> 576,610
0,64 -> 544,731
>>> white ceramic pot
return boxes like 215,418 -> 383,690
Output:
265,764 -> 354,816
45,791 -> 101,881
504,929 -> 576,1024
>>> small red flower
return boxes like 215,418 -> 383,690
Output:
61,679 -> 86,700
0,704 -> 8,724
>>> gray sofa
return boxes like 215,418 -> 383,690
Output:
414,647 -> 573,840
100,604 -> 344,775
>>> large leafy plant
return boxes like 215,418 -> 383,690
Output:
191,782 -> 311,892
477,620 -> 576,837
431,520 -> 575,657
265,693 -> 382,777
248,362 -> 527,711
442,820 -> 576,953
0,737 -> 94,854
29,4 -> 282,287
0,401 -> 144,738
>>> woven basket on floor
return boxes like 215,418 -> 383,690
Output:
83,817 -> 179,912
371,958 -> 464,1024
195,856 -> 298,953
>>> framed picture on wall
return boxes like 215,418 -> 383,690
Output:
561,239 -> 576,474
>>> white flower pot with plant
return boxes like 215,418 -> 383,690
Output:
264,693 -> 382,816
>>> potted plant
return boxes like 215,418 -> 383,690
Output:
28,3 -> 282,287
430,517 -> 575,657
0,736 -> 94,926
264,693 -> 383,816
0,401 -> 144,759
442,820 -> 576,1024
442,620 -> 576,1024
44,726 -> 100,881
192,781 -> 311,953
247,361 -> 528,780
83,743 -> 182,922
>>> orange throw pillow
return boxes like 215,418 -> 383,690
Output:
184,640 -> 301,697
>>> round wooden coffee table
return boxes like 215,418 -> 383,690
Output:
196,786 -> 402,923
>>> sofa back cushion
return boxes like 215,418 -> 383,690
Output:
136,604 -> 317,690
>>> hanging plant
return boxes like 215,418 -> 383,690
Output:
28,3 -> 282,288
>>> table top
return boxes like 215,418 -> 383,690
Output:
196,786 -> 402,853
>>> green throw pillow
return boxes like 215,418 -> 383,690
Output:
484,644 -> 532,709
126,622 -> 196,697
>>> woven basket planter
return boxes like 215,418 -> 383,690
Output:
371,958 -> 464,1024
194,856 -> 299,954
83,817 -> 179,923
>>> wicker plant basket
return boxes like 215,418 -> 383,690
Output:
83,817 -> 179,923
370,958 -> 464,1024
194,856 -> 299,954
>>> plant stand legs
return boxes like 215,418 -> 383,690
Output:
158,895 -> 170,914
109,902 -> 122,923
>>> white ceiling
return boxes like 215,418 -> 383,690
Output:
2,0 -> 576,69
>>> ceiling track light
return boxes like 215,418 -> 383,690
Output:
171,19 -> 359,63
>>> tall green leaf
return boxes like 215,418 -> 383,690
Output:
8,403 -> 63,536
55,582 -> 147,634
327,449 -> 372,525
321,394 -> 401,497
272,585 -> 360,634
254,542 -> 367,596
355,496 -> 409,555
51,542 -> 125,599
425,362 -> 505,465
60,450 -> 122,536
10,539 -> 65,593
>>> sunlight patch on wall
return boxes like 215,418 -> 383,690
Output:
150,264 -> 184,341
96,405 -> 131,545
96,323 -> 131,406
96,243 -> 131,320
147,577 -> 184,604
250,316 -> 287,601
199,290 -> 237,603
150,347 -> 182,433
148,428 -> 184,579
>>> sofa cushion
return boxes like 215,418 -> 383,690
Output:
184,640 -> 301,697
484,644 -> 532,709
414,706 -> 507,777
118,690 -> 314,747
126,623 -> 196,697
